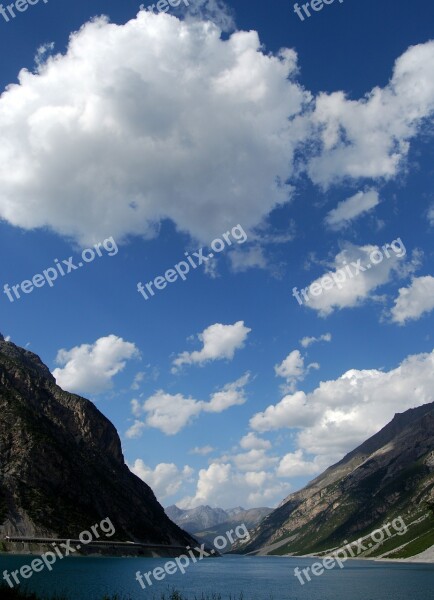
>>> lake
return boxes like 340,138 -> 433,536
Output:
0,554 -> 433,599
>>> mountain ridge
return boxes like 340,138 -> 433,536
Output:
236,402 -> 434,558
165,504 -> 272,550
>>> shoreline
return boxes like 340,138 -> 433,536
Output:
282,546 -> 434,565
291,553 -> 434,565
2,548 -> 434,565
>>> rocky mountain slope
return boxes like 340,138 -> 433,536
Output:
165,504 -> 272,549
236,402 -> 434,558
166,505 -> 230,533
0,335 -> 196,551
165,505 -> 271,535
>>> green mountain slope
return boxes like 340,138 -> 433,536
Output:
236,402 -> 434,558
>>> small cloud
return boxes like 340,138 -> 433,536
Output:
239,432 -> 271,451
172,321 -> 251,372
125,420 -> 147,439
184,0 -> 236,32
203,256 -> 220,279
206,372 -> 250,412
130,365 -> 159,390
130,373 -> 250,435
129,460 -> 194,502
390,275 -> 434,324
275,350 -> 319,392
297,241 -> 408,317
131,372 -> 145,390
189,445 -> 215,455
131,399 -> 142,417
34,42 -> 55,69
325,189 -> 380,230
300,333 -> 332,348
229,246 -> 267,273
52,335 -> 139,395
276,450 -> 323,478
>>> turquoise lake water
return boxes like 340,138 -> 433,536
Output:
0,554 -> 433,599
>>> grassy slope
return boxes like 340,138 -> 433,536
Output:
268,507 -> 434,558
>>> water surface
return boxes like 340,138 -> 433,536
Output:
0,554 -> 433,599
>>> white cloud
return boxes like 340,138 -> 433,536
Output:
206,373 -> 250,412
276,450 -> 324,478
140,391 -> 203,435
297,241 -> 408,317
0,12 -> 308,246
52,335 -> 139,395
183,0 -> 236,32
34,42 -> 55,69
307,42 -> 434,187
275,350 -> 305,381
239,432 -> 271,451
175,425 -> 329,508
203,256 -> 219,279
130,459 -> 194,501
427,204 -> 434,226
0,12 -> 433,246
130,365 -> 159,389
250,390 -> 319,432
172,321 -> 251,371
221,448 -> 278,472
131,398 -> 142,417
178,462 -> 289,509
131,371 -> 145,390
275,350 -> 319,392
251,349 -> 434,464
131,373 -> 250,435
189,445 -> 215,455
325,190 -> 379,229
229,246 -> 267,273
300,333 -> 332,348
390,275 -> 434,324
125,419 -> 147,439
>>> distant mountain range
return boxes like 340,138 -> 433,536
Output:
0,335 -> 196,554
235,402 -> 434,559
165,504 -> 272,548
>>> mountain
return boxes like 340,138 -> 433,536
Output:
0,335 -> 196,553
165,505 -> 230,533
226,507 -> 245,518
236,402 -> 434,558
165,504 -> 272,549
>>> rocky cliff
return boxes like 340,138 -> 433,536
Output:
0,335 -> 196,550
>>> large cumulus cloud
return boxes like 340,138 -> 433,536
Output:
1,11 -> 434,246
0,11 -> 309,245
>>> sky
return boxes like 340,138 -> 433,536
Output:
1,0 -> 434,510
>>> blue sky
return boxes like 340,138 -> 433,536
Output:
1,0 -> 434,509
